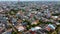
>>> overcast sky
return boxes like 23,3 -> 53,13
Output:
0,0 -> 60,1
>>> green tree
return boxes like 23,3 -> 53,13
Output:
23,20 -> 31,25
12,31 -> 17,34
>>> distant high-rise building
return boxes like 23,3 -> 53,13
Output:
46,9 -> 51,18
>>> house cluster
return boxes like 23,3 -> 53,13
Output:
0,1 -> 60,34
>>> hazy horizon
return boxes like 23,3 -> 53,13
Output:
0,0 -> 60,1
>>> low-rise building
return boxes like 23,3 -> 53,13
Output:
45,24 -> 56,31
